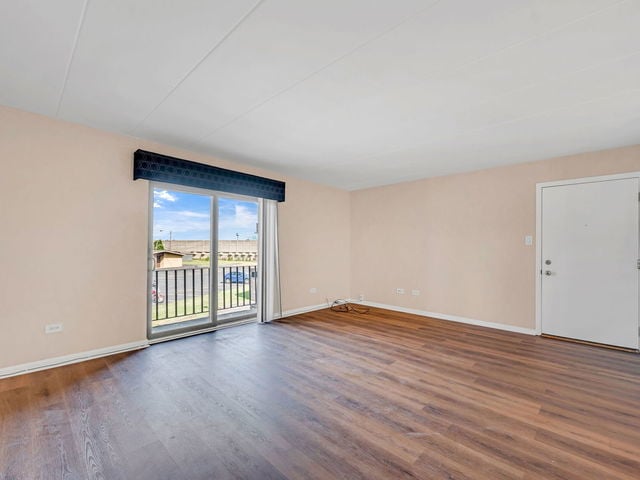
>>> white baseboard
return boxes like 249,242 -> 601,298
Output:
274,303 -> 329,319
0,340 -> 149,379
0,302 -> 533,379
355,300 -> 536,336
0,304 -> 330,378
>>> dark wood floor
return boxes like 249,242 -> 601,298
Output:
1,307 -> 640,479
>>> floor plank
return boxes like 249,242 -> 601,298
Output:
1,307 -> 639,479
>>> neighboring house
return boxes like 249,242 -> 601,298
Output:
153,250 -> 183,269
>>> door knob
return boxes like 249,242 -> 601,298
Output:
544,270 -> 553,276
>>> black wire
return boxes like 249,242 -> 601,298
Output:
330,300 -> 370,314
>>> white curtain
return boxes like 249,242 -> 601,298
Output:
257,199 -> 282,323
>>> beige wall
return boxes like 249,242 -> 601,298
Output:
351,145 -> 640,329
0,105 -> 350,369
2,101 -> 638,371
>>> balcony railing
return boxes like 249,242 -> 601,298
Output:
151,265 -> 257,322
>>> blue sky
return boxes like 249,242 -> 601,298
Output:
153,188 -> 258,241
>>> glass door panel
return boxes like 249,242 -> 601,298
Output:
150,187 -> 214,337
216,196 -> 259,323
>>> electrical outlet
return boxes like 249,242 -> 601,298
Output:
45,323 -> 63,334
309,287 -> 317,294
525,235 -> 533,246
358,294 -> 364,301
411,290 -> 420,296
396,288 -> 405,294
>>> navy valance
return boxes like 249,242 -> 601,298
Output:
133,149 -> 285,202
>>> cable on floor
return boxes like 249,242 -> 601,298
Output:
329,299 -> 370,314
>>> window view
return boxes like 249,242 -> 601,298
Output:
216,196 -> 259,321
150,187 -> 258,336
151,188 -> 212,332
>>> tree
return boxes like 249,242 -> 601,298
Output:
153,239 -> 165,251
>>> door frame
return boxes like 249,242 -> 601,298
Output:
146,182 -> 260,342
535,171 -> 640,336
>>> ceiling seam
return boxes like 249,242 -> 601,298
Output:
425,0 -> 629,85
206,0 -> 632,171
191,0 -> 628,145
195,0 -> 627,145
190,0 -> 445,144
55,0 -> 89,117
354,87 -> 640,168
201,0 -> 632,190
338,47 -> 640,166
130,0 -> 265,135
468,49 -> 640,116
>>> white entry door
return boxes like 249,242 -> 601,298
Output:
540,177 -> 639,349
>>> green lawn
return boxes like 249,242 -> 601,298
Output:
182,259 -> 210,267
183,259 -> 257,267
151,287 -> 253,321
151,293 -> 210,321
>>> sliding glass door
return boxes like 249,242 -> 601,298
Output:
148,184 -> 259,340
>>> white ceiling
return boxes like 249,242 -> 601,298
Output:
1,0 -> 639,190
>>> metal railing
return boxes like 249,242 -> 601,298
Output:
152,265 -> 257,321
219,265 -> 258,311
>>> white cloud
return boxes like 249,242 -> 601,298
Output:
235,205 -> 257,228
153,201 -> 258,240
153,190 -> 178,209
154,190 -> 177,202
219,205 -> 257,230
153,218 -> 211,236
178,210 -> 209,218
153,211 -> 211,238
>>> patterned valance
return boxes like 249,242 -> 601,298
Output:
133,149 -> 285,202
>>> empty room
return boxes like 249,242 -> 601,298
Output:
1,1 -> 640,479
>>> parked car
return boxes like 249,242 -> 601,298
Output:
224,271 -> 247,283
